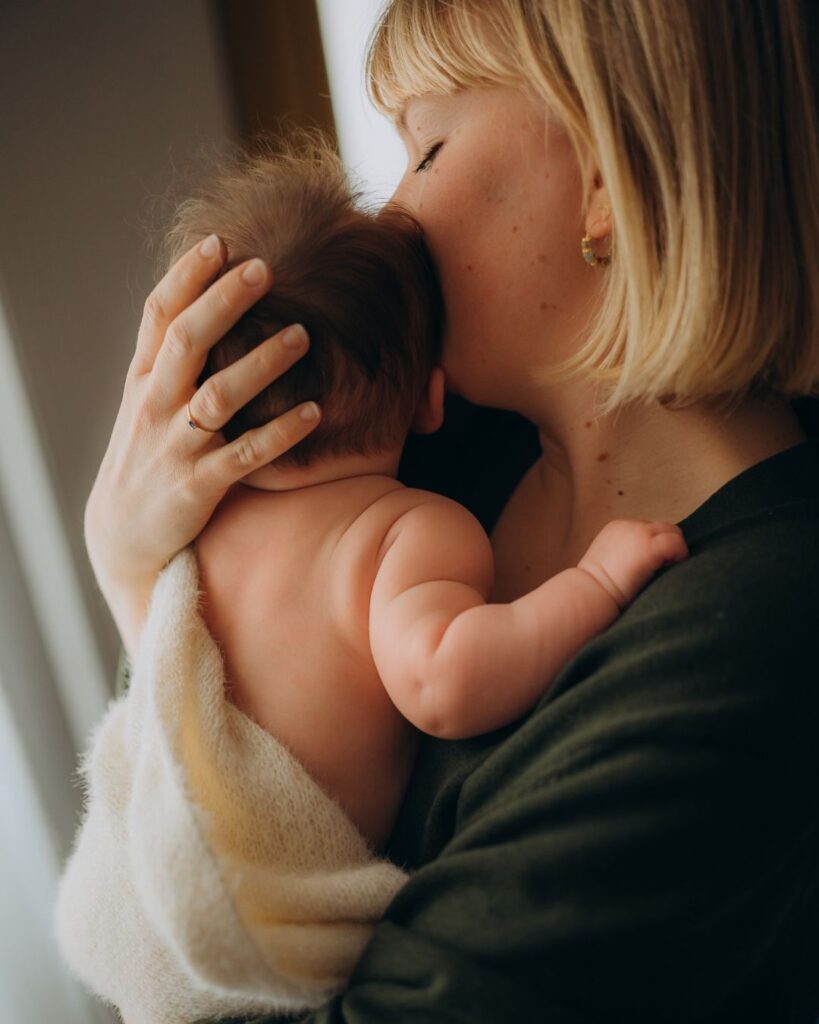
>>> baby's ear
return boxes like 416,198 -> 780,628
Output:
411,365 -> 445,435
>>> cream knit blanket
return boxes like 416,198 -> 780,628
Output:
54,546 -> 409,1024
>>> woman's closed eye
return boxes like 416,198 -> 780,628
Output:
414,141 -> 443,173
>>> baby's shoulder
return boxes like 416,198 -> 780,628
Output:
330,487 -> 489,650
337,485 -> 472,553
348,487 -> 490,572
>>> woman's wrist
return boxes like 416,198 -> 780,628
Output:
95,565 -> 156,662
85,509 -> 161,659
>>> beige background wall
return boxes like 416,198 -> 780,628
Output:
0,3 -> 235,1019
0,0 -> 237,677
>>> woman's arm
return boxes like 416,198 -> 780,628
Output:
84,237 -> 320,658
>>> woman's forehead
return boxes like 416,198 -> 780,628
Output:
397,85 -> 535,133
397,92 -> 455,132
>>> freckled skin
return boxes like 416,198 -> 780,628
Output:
389,85 -> 599,409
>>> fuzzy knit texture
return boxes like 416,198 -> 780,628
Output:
53,545 -> 409,1024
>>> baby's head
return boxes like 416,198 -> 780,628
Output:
160,128 -> 443,471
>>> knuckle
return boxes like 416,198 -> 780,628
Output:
256,337 -> 280,372
164,319 -> 193,360
214,279 -> 236,316
179,470 -> 203,499
143,291 -> 166,328
178,478 -> 203,512
130,394 -> 160,436
270,417 -> 293,447
233,432 -> 263,469
197,380 -> 229,421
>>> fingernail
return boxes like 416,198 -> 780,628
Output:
281,323 -> 307,349
299,402 -> 320,421
241,258 -> 267,286
199,233 -> 220,259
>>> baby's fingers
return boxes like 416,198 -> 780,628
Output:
646,522 -> 688,565
192,402 -> 322,498
131,235 -> 225,378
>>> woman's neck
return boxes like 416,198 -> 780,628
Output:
525,384 -> 807,571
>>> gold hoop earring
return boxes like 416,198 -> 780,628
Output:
581,233 -> 613,266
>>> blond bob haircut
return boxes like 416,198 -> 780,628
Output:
367,0 -> 819,414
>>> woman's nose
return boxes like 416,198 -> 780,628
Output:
380,166 -> 419,215
387,178 -> 405,203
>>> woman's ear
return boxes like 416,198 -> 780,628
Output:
411,365 -> 445,435
578,146 -> 612,240
584,167 -> 612,240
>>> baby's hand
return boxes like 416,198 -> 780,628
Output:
578,519 -> 688,609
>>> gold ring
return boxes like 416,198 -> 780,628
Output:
186,400 -> 217,433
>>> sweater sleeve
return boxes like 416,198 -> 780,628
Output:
236,551 -> 819,1024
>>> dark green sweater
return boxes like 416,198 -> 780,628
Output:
176,396 -> 819,1024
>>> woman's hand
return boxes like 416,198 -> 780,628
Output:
85,235 -> 321,656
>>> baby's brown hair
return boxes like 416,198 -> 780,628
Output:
160,128 -> 443,469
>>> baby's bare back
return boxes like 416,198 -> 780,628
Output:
193,477 -> 429,850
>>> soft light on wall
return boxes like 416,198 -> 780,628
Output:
315,0 -> 407,203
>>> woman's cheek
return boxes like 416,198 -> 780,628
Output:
419,186 -> 513,381
436,259 -> 501,395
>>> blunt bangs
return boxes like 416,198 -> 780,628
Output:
365,0 -> 524,126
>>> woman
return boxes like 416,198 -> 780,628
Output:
90,1 -> 819,1020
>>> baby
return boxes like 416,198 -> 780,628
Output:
166,129 -> 689,850
54,129 -> 689,1024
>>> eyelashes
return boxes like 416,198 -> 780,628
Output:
414,141 -> 443,173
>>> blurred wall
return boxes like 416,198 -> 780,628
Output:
0,0 -> 238,679
215,0 -> 337,146
316,0 -> 406,201
0,2 -> 237,1019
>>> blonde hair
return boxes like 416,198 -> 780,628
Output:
160,128 -> 443,468
366,0 -> 819,414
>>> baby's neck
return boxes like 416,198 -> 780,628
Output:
239,447 -> 403,493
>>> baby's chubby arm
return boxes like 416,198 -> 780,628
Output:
369,498 -> 687,740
